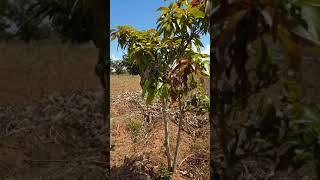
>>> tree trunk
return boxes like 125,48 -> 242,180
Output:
96,47 -> 109,178
210,13 -> 236,179
161,97 -> 172,171
172,97 -> 184,172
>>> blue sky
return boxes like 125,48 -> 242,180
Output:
110,0 -> 209,60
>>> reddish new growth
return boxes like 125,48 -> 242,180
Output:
191,0 -> 202,7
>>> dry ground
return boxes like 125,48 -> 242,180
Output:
0,41 -> 210,179
0,41 -> 107,179
110,75 -> 141,96
110,88 -> 210,179
0,40 -> 100,105
109,75 -> 210,179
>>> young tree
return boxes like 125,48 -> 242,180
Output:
111,0 -> 209,173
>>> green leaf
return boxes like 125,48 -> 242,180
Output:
293,1 -> 320,43
146,88 -> 156,104
157,6 -> 170,13
301,5 -> 320,40
159,84 -> 169,100
194,38 -> 204,48
175,8 -> 184,17
189,7 -> 205,18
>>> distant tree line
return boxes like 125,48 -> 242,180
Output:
110,55 -> 139,75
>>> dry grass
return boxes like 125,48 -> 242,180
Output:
0,40 -> 100,104
110,74 -> 141,96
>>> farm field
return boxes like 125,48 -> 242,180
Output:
0,40 -> 100,105
0,41 -> 209,179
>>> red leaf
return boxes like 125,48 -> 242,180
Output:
191,0 -> 202,7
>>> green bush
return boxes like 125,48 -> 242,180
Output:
127,119 -> 142,137
156,165 -> 172,180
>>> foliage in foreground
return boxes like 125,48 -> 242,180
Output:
209,0 -> 320,178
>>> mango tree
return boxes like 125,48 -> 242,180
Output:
111,0 -> 209,173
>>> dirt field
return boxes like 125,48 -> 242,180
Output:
0,40 -> 100,105
0,41 -> 209,179
0,41 -> 108,179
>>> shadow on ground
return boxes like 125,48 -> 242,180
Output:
110,155 -> 160,180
